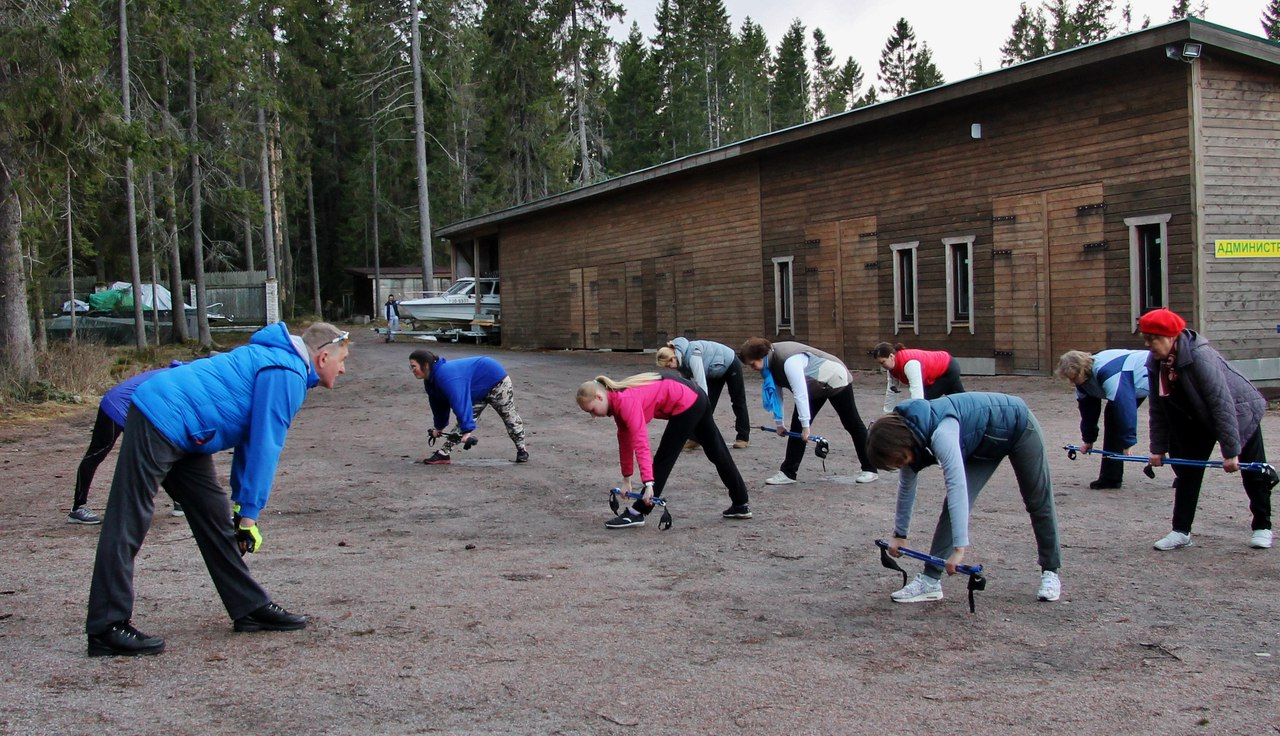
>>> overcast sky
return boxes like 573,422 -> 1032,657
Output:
614,0 -> 1270,83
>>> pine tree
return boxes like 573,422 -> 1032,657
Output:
726,17 -> 771,140
553,0 -> 623,186
770,19 -> 809,129
838,58 -> 866,111
1169,0 -> 1208,19
1044,0 -> 1078,52
606,22 -> 662,174
877,18 -> 918,99
910,43 -> 945,92
1073,0 -> 1115,44
811,28 -> 840,118
1001,2 -> 1049,66
1265,0 -> 1280,39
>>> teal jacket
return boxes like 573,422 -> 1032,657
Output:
132,322 -> 318,520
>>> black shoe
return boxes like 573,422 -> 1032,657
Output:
233,602 -> 307,632
1089,479 -> 1122,490
722,504 -> 753,519
87,621 -> 165,657
515,448 -> 529,463
605,512 -> 645,529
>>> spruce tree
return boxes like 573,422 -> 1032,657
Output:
770,19 -> 809,129
910,43 -> 945,92
727,17 -> 771,140
606,23 -> 662,174
877,18 -> 918,99
1001,2 -> 1049,66
1265,0 -> 1280,39
1073,0 -> 1115,44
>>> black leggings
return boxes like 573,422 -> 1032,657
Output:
74,409 -> 123,509
633,392 -> 750,512
925,359 -> 965,399
1170,426 -> 1271,533
780,386 -> 873,478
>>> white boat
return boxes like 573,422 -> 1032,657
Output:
396,277 -> 500,327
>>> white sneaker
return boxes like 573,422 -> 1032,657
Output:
855,471 -> 879,483
1250,529 -> 1273,549
765,472 -> 797,485
1153,530 -> 1192,551
1037,570 -> 1061,602
891,573 -> 943,603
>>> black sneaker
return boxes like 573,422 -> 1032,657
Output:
67,506 -> 102,525
233,602 -> 307,632
87,621 -> 165,657
515,448 -> 529,463
605,512 -> 645,529
722,504 -> 753,519
422,451 -> 451,465
1088,479 -> 1122,490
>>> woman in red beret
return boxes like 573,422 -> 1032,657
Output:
1138,308 -> 1272,551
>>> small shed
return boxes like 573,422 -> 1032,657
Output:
345,266 -> 453,320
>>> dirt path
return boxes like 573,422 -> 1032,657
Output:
1,330 -> 1277,735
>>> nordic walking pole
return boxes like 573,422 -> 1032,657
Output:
874,539 -> 987,613
609,489 -> 674,530
1064,445 -> 1279,487
758,425 -> 831,460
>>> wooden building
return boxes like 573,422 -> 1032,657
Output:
436,20 -> 1280,382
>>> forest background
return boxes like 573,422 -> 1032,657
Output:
3,0 -> 1280,387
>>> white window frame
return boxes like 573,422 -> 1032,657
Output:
944,236 -> 976,335
890,241 -> 919,336
772,256 -> 795,335
1125,214 -> 1171,331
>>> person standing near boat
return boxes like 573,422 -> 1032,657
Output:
384,294 -> 400,343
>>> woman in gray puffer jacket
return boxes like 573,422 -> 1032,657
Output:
1139,308 -> 1273,551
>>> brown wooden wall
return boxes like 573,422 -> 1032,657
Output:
756,55 -> 1195,370
463,50 -> 1280,373
1197,58 -> 1280,358
498,163 -> 764,350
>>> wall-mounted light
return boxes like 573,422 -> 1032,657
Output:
971,123 -> 982,139
1166,42 -> 1202,63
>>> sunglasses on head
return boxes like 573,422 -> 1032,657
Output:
324,331 -> 350,347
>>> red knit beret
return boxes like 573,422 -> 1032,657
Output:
1137,308 -> 1186,337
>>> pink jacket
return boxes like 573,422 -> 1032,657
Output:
608,378 -> 698,482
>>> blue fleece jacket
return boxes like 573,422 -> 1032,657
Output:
1076,349 -> 1150,447
423,356 -> 508,432
132,322 -> 318,520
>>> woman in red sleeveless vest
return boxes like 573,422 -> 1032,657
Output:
873,342 -> 965,413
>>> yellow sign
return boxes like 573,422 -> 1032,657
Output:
1215,239 -> 1280,258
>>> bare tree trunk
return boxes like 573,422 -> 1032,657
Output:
189,48 -> 211,346
370,114 -> 381,318
28,246 -> 46,353
160,53 -> 189,343
66,161 -> 77,346
0,153 -> 36,384
145,175 -> 161,345
258,107 -> 277,283
306,171 -> 321,316
239,167 -> 254,271
411,3 -> 434,293
120,0 -> 146,350
269,110 -> 288,312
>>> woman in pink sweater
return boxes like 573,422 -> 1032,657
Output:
576,372 -> 752,528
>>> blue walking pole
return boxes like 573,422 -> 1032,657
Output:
875,539 -> 987,613
1064,445 -> 1279,488
609,489 -> 673,530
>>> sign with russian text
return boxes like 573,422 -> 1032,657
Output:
1214,239 -> 1280,258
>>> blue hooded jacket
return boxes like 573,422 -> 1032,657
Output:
132,322 -> 318,520
423,355 -> 508,433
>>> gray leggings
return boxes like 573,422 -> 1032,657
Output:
923,412 -> 1061,578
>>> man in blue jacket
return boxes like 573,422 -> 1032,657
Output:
1056,349 -> 1150,489
85,322 -> 350,657
409,349 -> 528,465
866,392 -> 1063,605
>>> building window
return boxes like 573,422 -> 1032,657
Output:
773,256 -> 794,334
890,241 -> 919,335
944,236 -> 975,334
1125,214 -> 1171,330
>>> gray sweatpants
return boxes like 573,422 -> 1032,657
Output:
924,411 -> 1061,578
